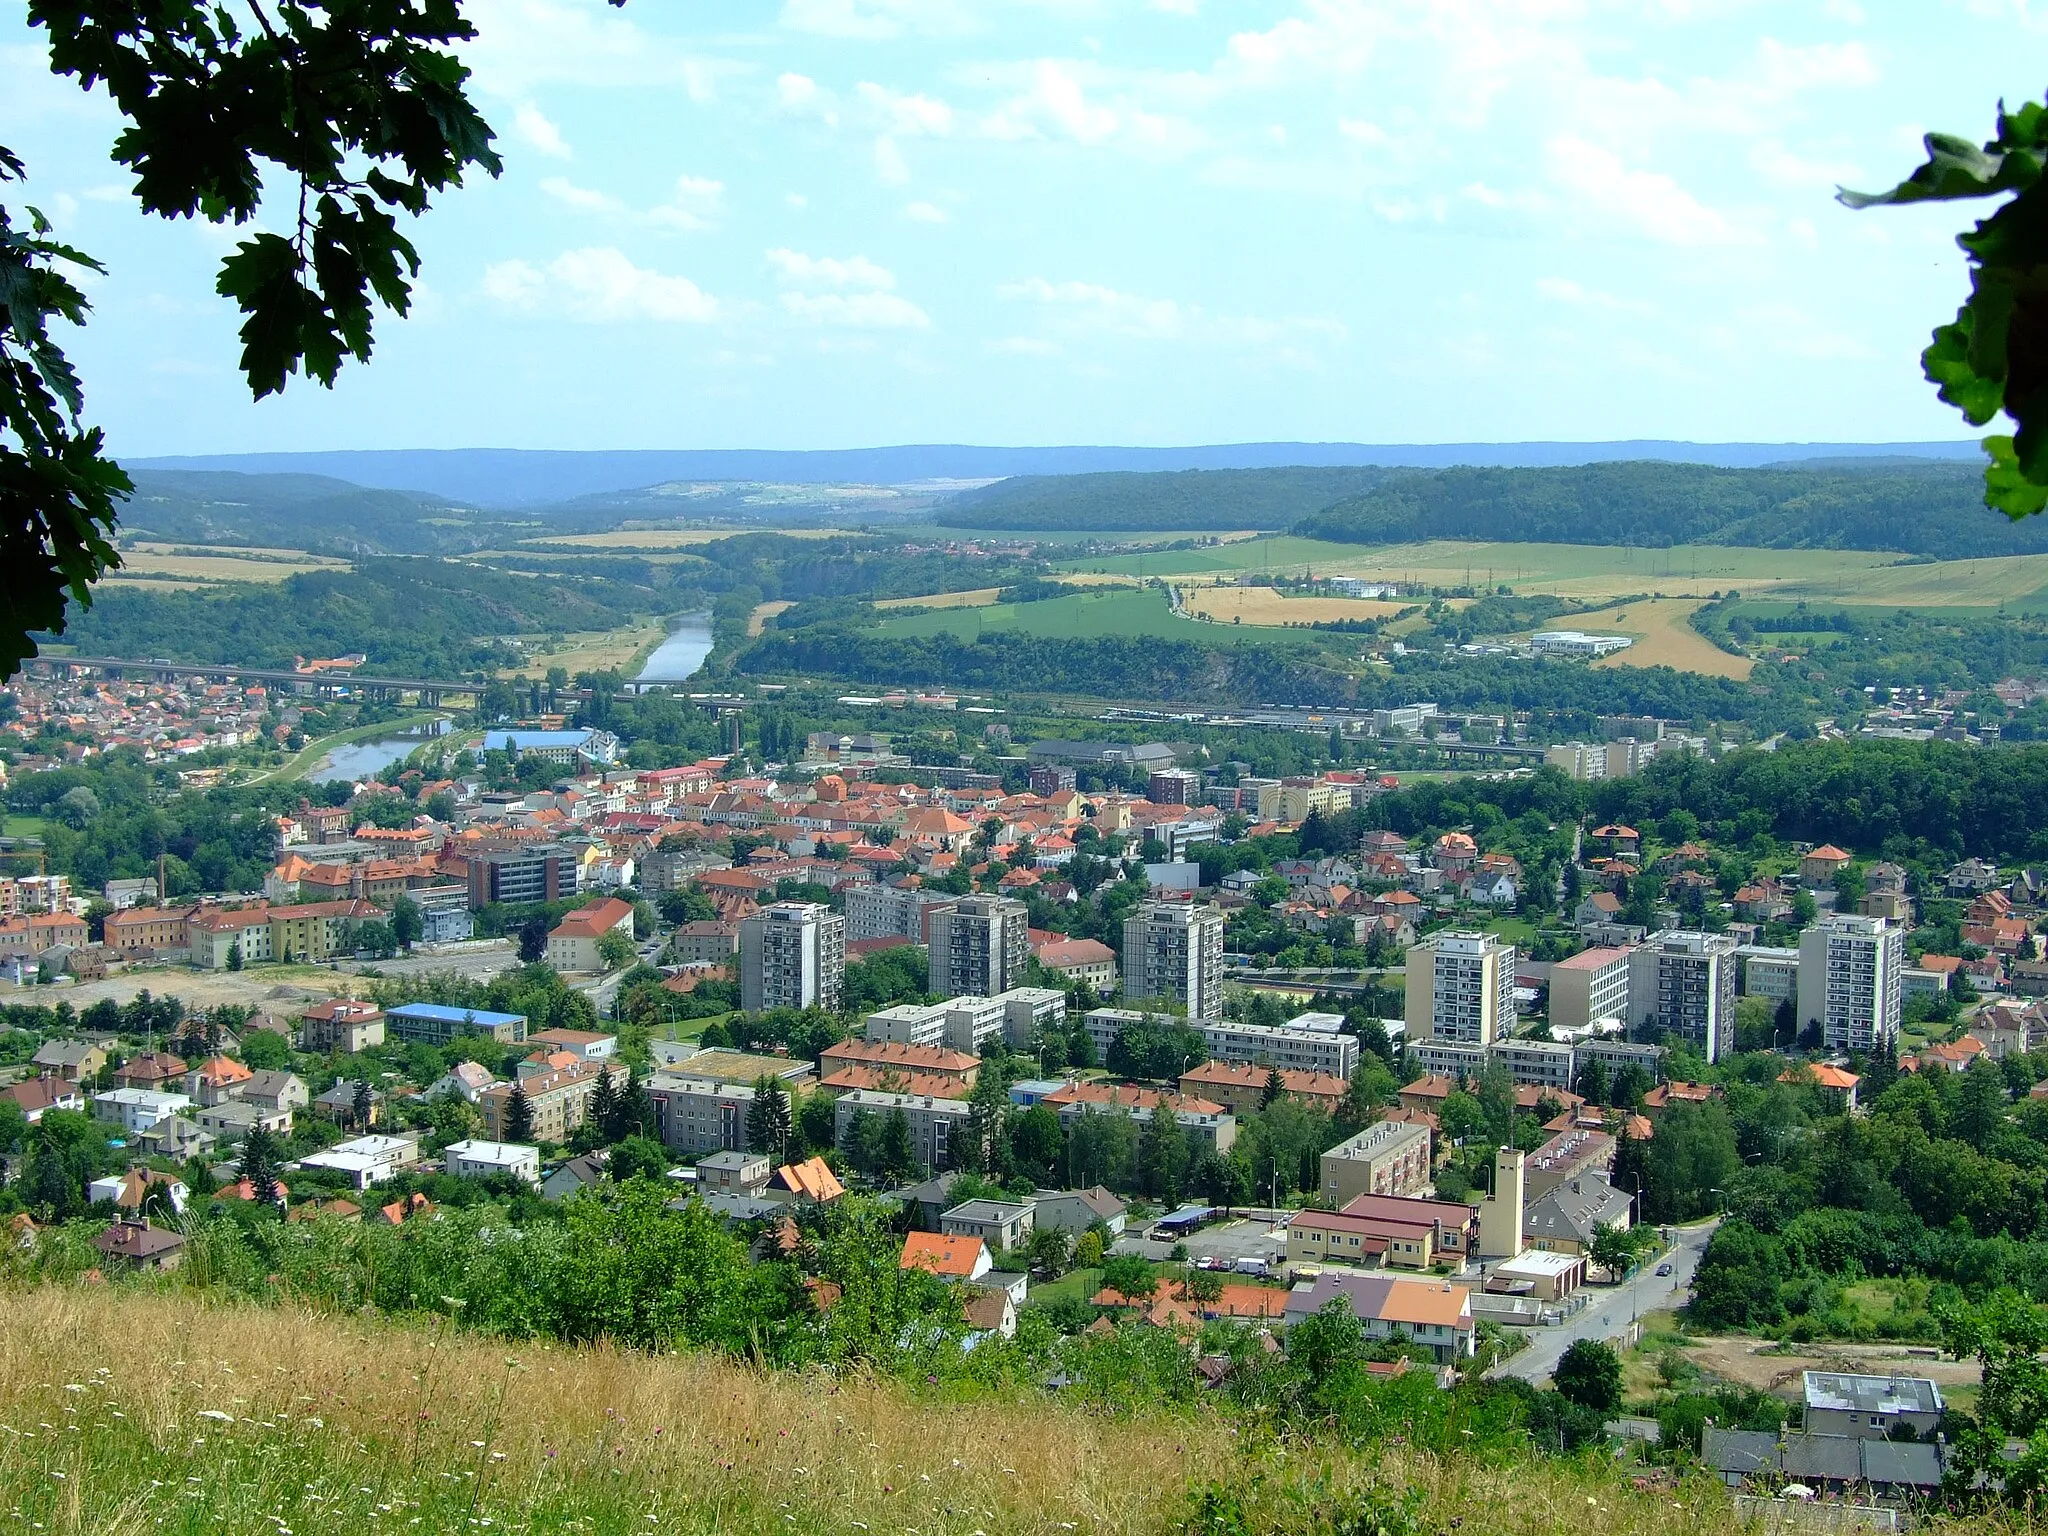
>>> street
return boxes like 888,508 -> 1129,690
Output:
1489,1217 -> 1720,1383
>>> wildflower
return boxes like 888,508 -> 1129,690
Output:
198,1410 -> 234,1422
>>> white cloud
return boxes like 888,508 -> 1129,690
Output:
982,60 -> 1120,144
767,249 -> 899,289
1748,139 -> 1861,188
539,177 -> 621,212
874,137 -> 913,185
1002,276 -> 1186,339
1755,38 -> 1878,93
904,201 -> 949,223
979,59 -> 1202,154
780,291 -> 932,328
511,103 -> 572,160
1546,136 -> 1745,246
465,0 -> 719,97
1535,276 -> 1653,314
779,72 -> 823,108
779,0 -> 973,39
483,247 -> 718,323
649,175 -> 726,230
858,81 -> 956,136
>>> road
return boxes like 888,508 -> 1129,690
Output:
1489,1217 -> 1719,1384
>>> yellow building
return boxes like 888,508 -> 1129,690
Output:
267,900 -> 378,963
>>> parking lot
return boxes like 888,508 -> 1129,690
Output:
1111,1215 -> 1290,1274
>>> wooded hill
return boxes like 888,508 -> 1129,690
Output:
1295,460 -> 2048,557
122,470 -> 504,556
935,465 -> 1409,531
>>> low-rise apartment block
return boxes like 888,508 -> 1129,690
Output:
1318,1118 -> 1432,1204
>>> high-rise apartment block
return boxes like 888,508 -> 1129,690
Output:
739,902 -> 846,1013
1121,901 -> 1226,1020
844,882 -> 956,945
928,895 -> 1030,998
1628,930 -> 1738,1063
1799,914 -> 1905,1054
1405,931 -> 1516,1045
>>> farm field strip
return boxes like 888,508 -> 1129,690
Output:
875,587 -> 1004,610
111,551 -> 350,582
872,585 -> 1289,646
747,600 -> 795,636
1181,587 -> 1412,624
1550,599 -> 1755,681
507,623 -> 669,678
522,527 -> 850,550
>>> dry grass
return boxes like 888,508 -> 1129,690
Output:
1054,573 -> 1144,588
507,624 -> 668,679
874,588 -> 1003,610
1181,587 -> 1412,625
1558,599 -> 1754,680
747,600 -> 795,636
110,551 -> 347,583
0,1284 -> 1916,1536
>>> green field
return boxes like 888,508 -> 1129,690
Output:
1054,534 -> 2048,610
873,586 -> 1296,647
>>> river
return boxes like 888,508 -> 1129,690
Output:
634,613 -> 714,685
310,719 -> 450,783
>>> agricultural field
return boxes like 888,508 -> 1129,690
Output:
873,585 -> 1287,647
747,600 -> 795,636
875,587 -> 1003,610
1180,586 -> 1411,625
508,623 -> 668,678
521,527 -> 847,551
1541,599 -> 1754,681
112,544 -> 351,583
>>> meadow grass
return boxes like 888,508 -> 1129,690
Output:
11,1285 -> 2002,1536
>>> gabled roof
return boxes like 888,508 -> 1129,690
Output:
900,1231 -> 986,1278
769,1156 -> 845,1203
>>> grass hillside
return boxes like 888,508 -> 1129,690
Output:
0,1284 -> 1973,1536
938,466 -> 1411,531
1294,461 -> 2048,558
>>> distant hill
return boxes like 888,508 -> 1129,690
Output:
1293,460 -> 2048,558
934,466 -> 1412,532
127,440 -> 1984,508
122,470 -> 497,555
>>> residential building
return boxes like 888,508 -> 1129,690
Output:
87,1166 -> 189,1215
1802,1372 -> 1944,1440
668,920 -> 740,964
1737,945 -> 1802,1003
111,1051 -> 186,1091
197,1100 -> 292,1143
739,901 -> 846,1013
298,999 -> 385,1053
268,899 -> 379,963
188,906 -> 274,969
695,1149 -> 771,1195
1800,844 -> 1854,888
1178,1061 -> 1348,1117
31,1039 -> 106,1083
1491,1038 -> 1577,1092
1574,1036 -> 1668,1081
1547,945 -> 1633,1031
1287,1193 -> 1479,1270
1041,1081 -> 1238,1154
844,881 -> 955,945
464,843 -> 578,908
647,1074 -> 757,1155
767,1156 -> 845,1205
1409,1038 -> 1488,1081
479,727 -> 619,766
1280,1272 -> 1475,1362
546,896 -> 635,973
940,1198 -> 1035,1252
899,1230 -> 992,1284
103,905 -> 194,959
92,1088 -> 192,1134
1025,739 -> 1176,771
385,1002 -> 527,1046
1121,901 -> 1226,1020
2,1074 -> 84,1123
91,1219 -> 185,1273
820,1039 -> 980,1089
239,1070 -> 308,1115
1319,1119 -> 1432,1204
1628,930 -> 1738,1063
1799,914 -> 1906,1054
1030,1186 -> 1127,1237
529,1028 -> 618,1062
832,1089 -> 974,1170
1524,1128 -> 1615,1200
295,1133 -> 423,1189
478,1059 -> 625,1143
1406,931 -> 1516,1046
1032,936 -> 1118,992
1198,1012 -> 1359,1079
443,1139 -> 541,1183
928,895 -> 1029,998
864,988 -> 1063,1053
1523,1175 -> 1633,1256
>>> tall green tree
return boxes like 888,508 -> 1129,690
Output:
504,1084 -> 534,1144
746,1076 -> 792,1165
1552,1339 -> 1623,1415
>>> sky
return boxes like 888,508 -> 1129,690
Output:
2,0 -> 2043,456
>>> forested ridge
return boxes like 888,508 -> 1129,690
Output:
936,465 -> 1411,531
1296,460 -> 2044,556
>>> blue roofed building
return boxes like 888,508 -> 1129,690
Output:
480,729 -> 620,768
384,1002 -> 527,1046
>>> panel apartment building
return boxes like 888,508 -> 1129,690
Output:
739,901 -> 846,1013
928,895 -> 1030,998
844,881 -> 956,945
1405,931 -> 1516,1046
1547,945 -> 1633,1031
1798,913 -> 1905,1053
1628,930 -> 1738,1063
1121,901 -> 1226,1020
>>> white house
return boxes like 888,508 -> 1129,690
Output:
295,1133 -> 421,1189
444,1139 -> 541,1183
92,1088 -> 193,1134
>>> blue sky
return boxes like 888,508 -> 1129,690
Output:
2,0 -> 2041,456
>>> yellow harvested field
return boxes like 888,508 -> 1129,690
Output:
113,551 -> 345,582
747,600 -> 795,636
509,624 -> 667,678
128,541 -> 349,562
96,577 -> 217,592
1550,599 -> 1753,680
875,588 -> 1002,610
526,527 -> 847,550
1182,586 -> 1410,625
1055,573 -> 1143,588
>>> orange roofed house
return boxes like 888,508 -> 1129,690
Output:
900,1231 -> 991,1283
546,897 -> 635,973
